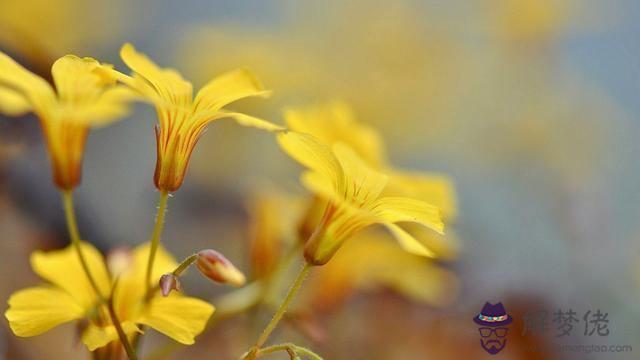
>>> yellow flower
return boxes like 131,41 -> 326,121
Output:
277,131 -> 444,265
306,229 -> 458,310
5,242 -> 214,350
284,101 -> 457,220
283,102 -> 458,262
0,51 -> 135,189
116,43 -> 282,192
245,190 -> 457,307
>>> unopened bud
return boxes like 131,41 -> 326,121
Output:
159,273 -> 181,296
196,249 -> 246,287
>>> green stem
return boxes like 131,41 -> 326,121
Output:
247,263 -> 311,359
62,190 -> 103,297
145,191 -> 169,296
61,190 -> 137,360
258,343 -> 323,360
172,254 -> 198,276
107,297 -> 138,360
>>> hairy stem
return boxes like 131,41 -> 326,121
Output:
145,191 -> 169,296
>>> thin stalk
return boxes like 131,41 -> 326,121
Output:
61,190 -> 137,360
145,191 -> 169,296
107,297 -> 138,360
146,254 -> 198,300
62,190 -> 103,297
246,263 -> 311,359
258,343 -> 323,360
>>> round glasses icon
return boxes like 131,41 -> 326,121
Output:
479,327 -> 508,338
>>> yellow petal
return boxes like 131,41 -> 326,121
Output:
277,131 -> 344,194
0,86 -> 31,115
120,43 -> 193,107
113,243 -> 178,320
384,223 -> 436,258
65,86 -> 138,127
0,51 -> 55,114
399,223 -> 461,260
81,321 -> 141,351
332,143 -> 388,206
193,68 -> 271,112
216,111 -> 283,132
386,171 -> 458,220
284,102 -> 386,167
371,196 -> 444,234
5,286 -> 85,337
51,55 -> 114,102
30,242 -> 111,309
307,231 -> 457,307
137,294 -> 214,345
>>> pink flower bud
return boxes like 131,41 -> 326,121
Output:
159,273 -> 181,296
196,249 -> 246,287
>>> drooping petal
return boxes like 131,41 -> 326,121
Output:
205,111 -> 283,132
119,43 -> 193,107
5,286 -> 85,337
332,143 -> 388,206
81,321 -> 141,351
370,196 -> 444,234
0,87 -> 31,115
386,171 -> 458,221
399,223 -> 461,260
277,131 -> 344,194
137,294 -> 214,345
0,51 -> 56,114
193,68 -> 271,112
30,242 -> 111,309
384,223 -> 436,258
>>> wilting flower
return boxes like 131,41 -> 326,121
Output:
277,131 -> 444,265
115,43 -> 282,192
0,51 -> 135,190
5,242 -> 214,350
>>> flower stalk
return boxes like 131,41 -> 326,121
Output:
61,190 -> 137,360
145,191 -> 169,296
245,263 -> 312,360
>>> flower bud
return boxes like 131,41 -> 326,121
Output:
196,249 -> 246,287
159,273 -> 181,296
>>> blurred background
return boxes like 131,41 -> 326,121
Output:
1,0 -> 639,359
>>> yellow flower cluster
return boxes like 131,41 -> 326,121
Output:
0,44 -> 456,360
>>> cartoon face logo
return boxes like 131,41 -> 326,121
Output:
473,302 -> 513,355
